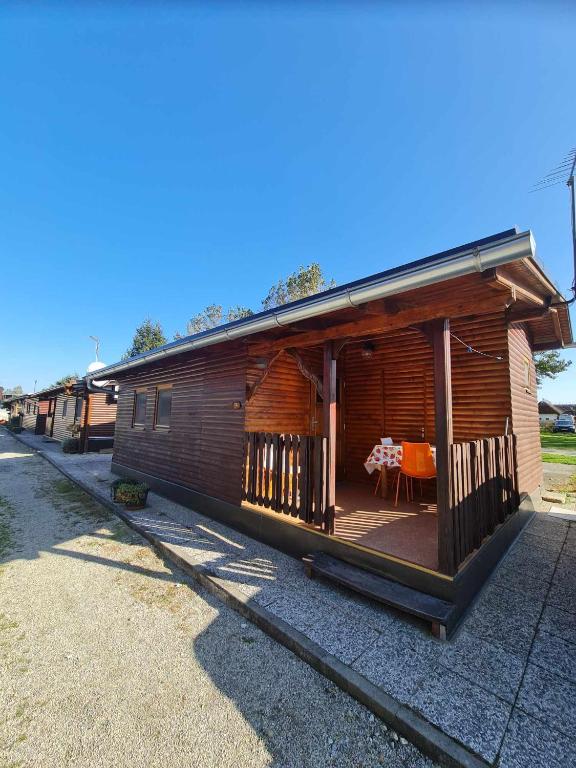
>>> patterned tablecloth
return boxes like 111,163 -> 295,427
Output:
364,444 -> 436,474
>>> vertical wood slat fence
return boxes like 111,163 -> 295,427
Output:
242,432 -> 331,530
449,434 -> 519,569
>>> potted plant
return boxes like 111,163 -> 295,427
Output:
62,437 -> 80,454
111,477 -> 141,502
115,481 -> 149,510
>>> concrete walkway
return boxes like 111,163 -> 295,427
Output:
13,431 -> 576,767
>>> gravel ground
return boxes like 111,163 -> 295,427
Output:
0,431 -> 434,768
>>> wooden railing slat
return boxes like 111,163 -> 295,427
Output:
448,433 -> 519,570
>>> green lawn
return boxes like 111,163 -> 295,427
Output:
542,453 -> 576,465
540,432 -> 576,450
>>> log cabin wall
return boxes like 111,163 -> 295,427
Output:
342,328 -> 435,483
245,351 -> 314,435
52,393 -> 78,442
112,342 -> 246,505
451,313 -> 511,441
508,323 -> 542,494
86,392 -> 117,438
342,314 -> 512,483
21,398 -> 39,431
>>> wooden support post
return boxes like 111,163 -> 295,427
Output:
432,318 -> 456,575
82,392 -> 91,454
323,341 -> 337,534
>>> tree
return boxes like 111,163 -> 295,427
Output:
124,318 -> 167,359
227,305 -> 254,322
180,304 -> 254,337
52,374 -> 78,388
534,351 -> 572,385
10,385 -> 23,395
261,263 -> 336,310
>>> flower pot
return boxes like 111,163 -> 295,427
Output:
111,478 -> 140,502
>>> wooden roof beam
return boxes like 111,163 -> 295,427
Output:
550,307 -> 564,347
248,292 -> 510,355
482,268 -> 548,307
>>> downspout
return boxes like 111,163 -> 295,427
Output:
84,379 -> 117,398
82,390 -> 91,454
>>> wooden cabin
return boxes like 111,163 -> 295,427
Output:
7,394 -> 39,429
90,229 -> 573,634
38,380 -> 118,451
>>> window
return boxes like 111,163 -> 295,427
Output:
74,397 -> 83,420
26,403 -> 31,414
62,399 -> 68,418
154,387 -> 172,429
133,391 -> 147,427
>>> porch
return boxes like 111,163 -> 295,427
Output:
241,429 -> 519,577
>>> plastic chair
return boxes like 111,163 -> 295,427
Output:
394,442 -> 436,506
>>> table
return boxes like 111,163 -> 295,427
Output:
364,443 -> 436,497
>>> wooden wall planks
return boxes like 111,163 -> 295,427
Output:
112,342 -> 246,505
508,323 -> 542,493
245,351 -> 314,434
87,392 -> 117,438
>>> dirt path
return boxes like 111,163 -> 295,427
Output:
0,431 -> 433,768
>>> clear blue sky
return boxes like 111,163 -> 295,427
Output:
1,1 -> 574,401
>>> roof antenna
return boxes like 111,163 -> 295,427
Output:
89,335 -> 100,362
532,147 -> 576,305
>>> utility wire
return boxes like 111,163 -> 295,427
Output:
450,332 -> 504,360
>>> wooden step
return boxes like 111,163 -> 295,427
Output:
303,552 -> 456,639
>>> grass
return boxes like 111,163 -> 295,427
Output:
542,453 -> 576,465
46,478 -> 111,523
540,432 -> 576,450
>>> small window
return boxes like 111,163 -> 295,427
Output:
62,399 -> 68,418
133,391 -> 147,427
154,387 -> 172,429
26,403 -> 31,414
74,397 -> 83,420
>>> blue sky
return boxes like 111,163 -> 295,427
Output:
1,1 -> 574,401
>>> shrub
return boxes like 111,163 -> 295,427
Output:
111,477 -> 140,501
115,482 -> 149,509
62,438 -> 80,454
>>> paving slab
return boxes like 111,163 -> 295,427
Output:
498,709 -> 576,768
530,629 -> 576,683
437,630 -> 525,703
11,430 -> 576,768
411,666 -> 511,763
516,662 -> 576,738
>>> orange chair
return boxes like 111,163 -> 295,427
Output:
394,442 -> 436,506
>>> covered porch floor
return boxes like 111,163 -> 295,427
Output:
242,479 -> 439,572
334,481 -> 438,571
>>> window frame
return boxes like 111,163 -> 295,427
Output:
62,398 -> 68,418
132,389 -> 148,429
153,385 -> 172,431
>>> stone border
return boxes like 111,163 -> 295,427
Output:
8,430 -> 489,768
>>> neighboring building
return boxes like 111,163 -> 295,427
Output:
556,403 -> 576,416
6,394 -> 39,429
538,400 -> 564,426
37,380 -> 117,451
86,228 -> 572,635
